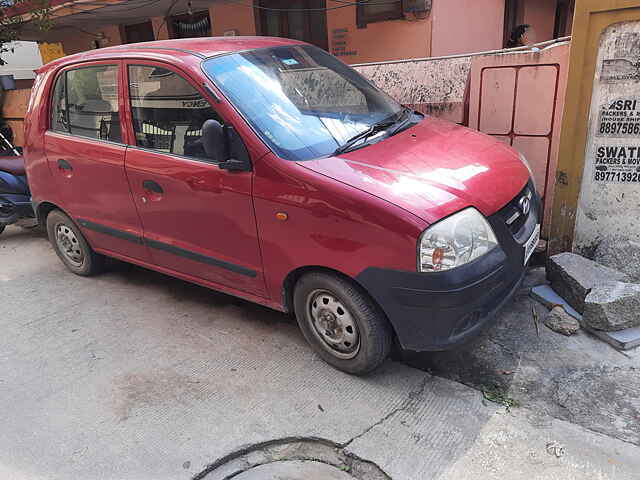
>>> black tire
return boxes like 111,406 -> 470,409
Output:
0,225 -> 4,236
293,272 -> 392,375
46,210 -> 104,276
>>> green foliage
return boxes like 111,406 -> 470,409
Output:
482,384 -> 520,410
0,0 -> 52,65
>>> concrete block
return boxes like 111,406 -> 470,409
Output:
584,281 -> 640,331
546,252 -> 630,313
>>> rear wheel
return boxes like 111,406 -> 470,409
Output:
46,210 -> 104,276
294,272 -> 392,375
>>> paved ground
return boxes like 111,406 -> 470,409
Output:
1,225 -> 639,480
405,268 -> 640,446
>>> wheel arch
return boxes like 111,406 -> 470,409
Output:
35,201 -> 69,229
281,265 -> 397,340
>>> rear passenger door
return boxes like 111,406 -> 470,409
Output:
45,61 -> 149,262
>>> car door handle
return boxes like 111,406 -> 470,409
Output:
142,180 -> 163,194
57,159 -> 73,171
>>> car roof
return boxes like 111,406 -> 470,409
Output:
37,36 -> 306,73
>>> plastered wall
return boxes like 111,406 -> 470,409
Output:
573,20 -> 640,279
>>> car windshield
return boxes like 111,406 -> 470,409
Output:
202,45 -> 403,161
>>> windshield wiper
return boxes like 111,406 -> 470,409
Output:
386,108 -> 413,136
333,118 -> 397,156
332,109 -> 412,156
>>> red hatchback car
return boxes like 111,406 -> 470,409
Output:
24,37 -> 540,374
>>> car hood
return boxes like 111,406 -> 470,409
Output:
298,117 -> 530,224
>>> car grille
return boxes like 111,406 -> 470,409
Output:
493,180 -> 534,236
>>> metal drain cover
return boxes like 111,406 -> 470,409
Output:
197,439 -> 389,480
234,460 -> 356,479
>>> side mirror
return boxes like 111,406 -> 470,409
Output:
219,126 -> 252,172
201,120 -> 251,172
201,119 -> 227,163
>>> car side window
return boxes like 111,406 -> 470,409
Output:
50,65 -> 121,142
50,73 -> 68,133
128,65 -> 224,161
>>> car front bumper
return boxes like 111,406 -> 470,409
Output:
356,181 -> 540,352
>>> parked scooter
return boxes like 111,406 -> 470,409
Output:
0,128 -> 34,236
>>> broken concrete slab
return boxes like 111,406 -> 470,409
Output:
584,281 -> 640,331
546,252 -> 630,313
544,306 -> 580,336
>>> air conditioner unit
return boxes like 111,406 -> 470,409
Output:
403,0 -> 431,14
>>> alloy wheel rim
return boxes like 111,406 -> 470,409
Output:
307,289 -> 360,360
55,223 -> 84,267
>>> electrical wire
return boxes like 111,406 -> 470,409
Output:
153,0 -> 179,38
25,0 -> 403,20
207,0 -> 402,13
47,0 -> 401,14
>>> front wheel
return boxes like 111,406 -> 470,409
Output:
46,210 -> 104,276
294,272 -> 392,375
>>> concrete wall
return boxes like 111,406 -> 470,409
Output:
46,23 -> 124,55
326,1 -> 432,64
354,56 -> 471,124
431,0 -> 505,57
573,20 -> 640,279
210,2 -> 256,36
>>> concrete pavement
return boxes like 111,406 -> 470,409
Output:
1,225 -> 638,479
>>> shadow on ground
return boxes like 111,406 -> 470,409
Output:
402,268 -> 640,446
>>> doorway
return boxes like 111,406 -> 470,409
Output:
124,21 -> 155,44
258,0 -> 328,50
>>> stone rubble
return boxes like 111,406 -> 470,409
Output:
544,306 -> 581,336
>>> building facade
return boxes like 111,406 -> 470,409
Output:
12,0 -> 575,65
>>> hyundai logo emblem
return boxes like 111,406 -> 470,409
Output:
519,196 -> 531,216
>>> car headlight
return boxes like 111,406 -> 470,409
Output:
519,153 -> 537,192
418,208 -> 498,272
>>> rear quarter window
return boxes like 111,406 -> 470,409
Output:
49,64 -> 121,143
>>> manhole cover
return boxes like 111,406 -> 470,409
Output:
195,438 -> 390,480
233,460 -> 356,479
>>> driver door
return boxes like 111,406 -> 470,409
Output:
123,61 -> 266,296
